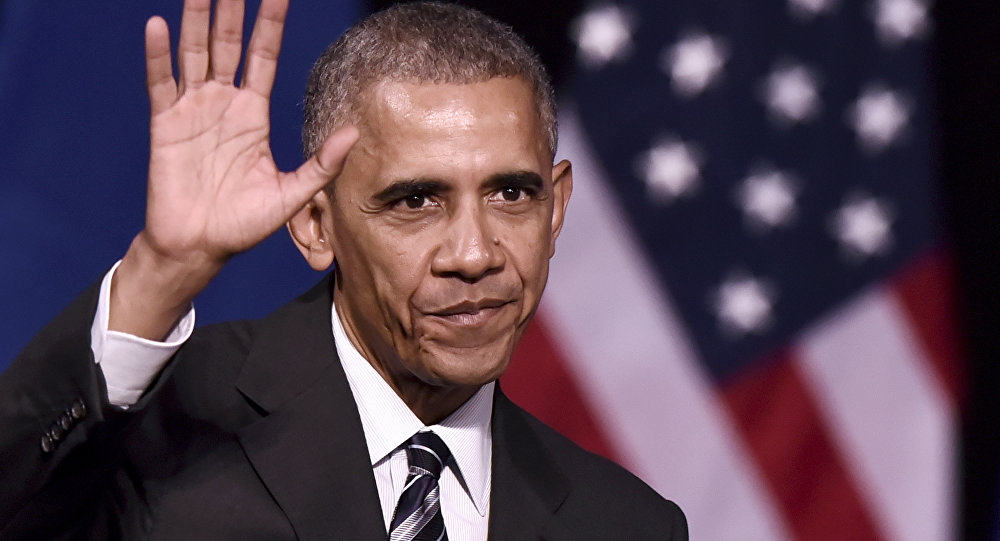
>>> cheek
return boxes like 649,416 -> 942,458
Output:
360,227 -> 437,324
500,218 -> 553,292
328,197 -> 427,340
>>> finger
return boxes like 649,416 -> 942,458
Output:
209,0 -> 245,84
283,126 -> 360,208
145,16 -> 177,116
177,0 -> 212,94
241,0 -> 289,98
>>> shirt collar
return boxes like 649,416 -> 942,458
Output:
331,297 -> 494,514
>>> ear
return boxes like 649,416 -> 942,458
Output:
548,159 -> 573,257
287,190 -> 336,271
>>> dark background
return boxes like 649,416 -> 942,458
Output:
934,2 -> 1000,539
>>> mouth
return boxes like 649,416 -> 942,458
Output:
426,298 -> 514,328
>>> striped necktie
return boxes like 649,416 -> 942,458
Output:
390,430 -> 452,541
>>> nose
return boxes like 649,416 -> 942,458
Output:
431,203 -> 505,281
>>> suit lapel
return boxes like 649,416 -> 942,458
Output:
228,276 -> 574,540
234,275 -> 386,541
489,389 -> 570,540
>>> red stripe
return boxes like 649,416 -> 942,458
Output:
889,247 -> 964,407
722,350 -> 885,541
500,314 -> 621,462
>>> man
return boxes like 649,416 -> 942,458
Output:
0,0 -> 687,539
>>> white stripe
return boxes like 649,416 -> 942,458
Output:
401,474 -> 423,494
410,443 -> 444,469
543,104 -> 793,541
798,285 -> 955,541
391,487 -> 440,540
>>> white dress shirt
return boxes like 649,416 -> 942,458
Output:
90,261 -> 196,408
331,301 -> 492,539
89,264 -> 492,539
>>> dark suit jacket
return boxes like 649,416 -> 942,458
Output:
0,274 -> 687,540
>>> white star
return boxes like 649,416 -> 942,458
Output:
571,5 -> 635,68
661,31 -> 729,98
788,0 -> 838,19
712,272 -> 777,336
760,61 -> 822,125
736,167 -> 799,231
636,137 -> 703,202
872,0 -> 930,46
830,194 -> 895,259
847,85 -> 910,152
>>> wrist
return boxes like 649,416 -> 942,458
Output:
108,232 -> 223,340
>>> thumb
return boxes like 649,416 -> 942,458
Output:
285,126 -> 360,205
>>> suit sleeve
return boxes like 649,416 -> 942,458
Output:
0,278 -> 128,530
667,499 -> 689,541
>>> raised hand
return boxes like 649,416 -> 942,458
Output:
111,0 -> 357,340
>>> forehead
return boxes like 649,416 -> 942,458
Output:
354,78 -> 550,176
369,76 -> 530,118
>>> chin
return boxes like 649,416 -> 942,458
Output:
418,341 -> 514,388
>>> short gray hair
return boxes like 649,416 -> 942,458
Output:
302,1 -> 557,158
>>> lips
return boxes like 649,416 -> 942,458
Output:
422,298 -> 515,331
432,298 -> 510,316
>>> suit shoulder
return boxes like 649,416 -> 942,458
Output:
518,407 -> 671,501
168,318 -> 257,381
505,400 -> 688,539
182,318 -> 256,359
147,318 -> 261,419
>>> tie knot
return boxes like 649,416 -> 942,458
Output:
405,430 -> 451,480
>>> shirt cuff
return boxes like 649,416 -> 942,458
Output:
90,260 -> 195,408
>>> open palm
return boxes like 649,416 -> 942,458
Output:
107,0 -> 355,339
143,0 -> 356,263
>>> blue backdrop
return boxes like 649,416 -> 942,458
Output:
0,1 -> 358,367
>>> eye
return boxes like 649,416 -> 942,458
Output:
402,194 -> 427,209
488,185 -> 537,206
500,187 -> 524,202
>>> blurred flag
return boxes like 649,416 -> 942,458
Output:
502,1 -> 962,540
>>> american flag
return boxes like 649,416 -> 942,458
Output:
500,1 -> 963,540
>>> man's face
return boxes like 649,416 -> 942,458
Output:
326,77 -> 571,397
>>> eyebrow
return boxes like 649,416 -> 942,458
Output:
482,171 -> 545,192
372,179 -> 450,203
372,170 -> 545,203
